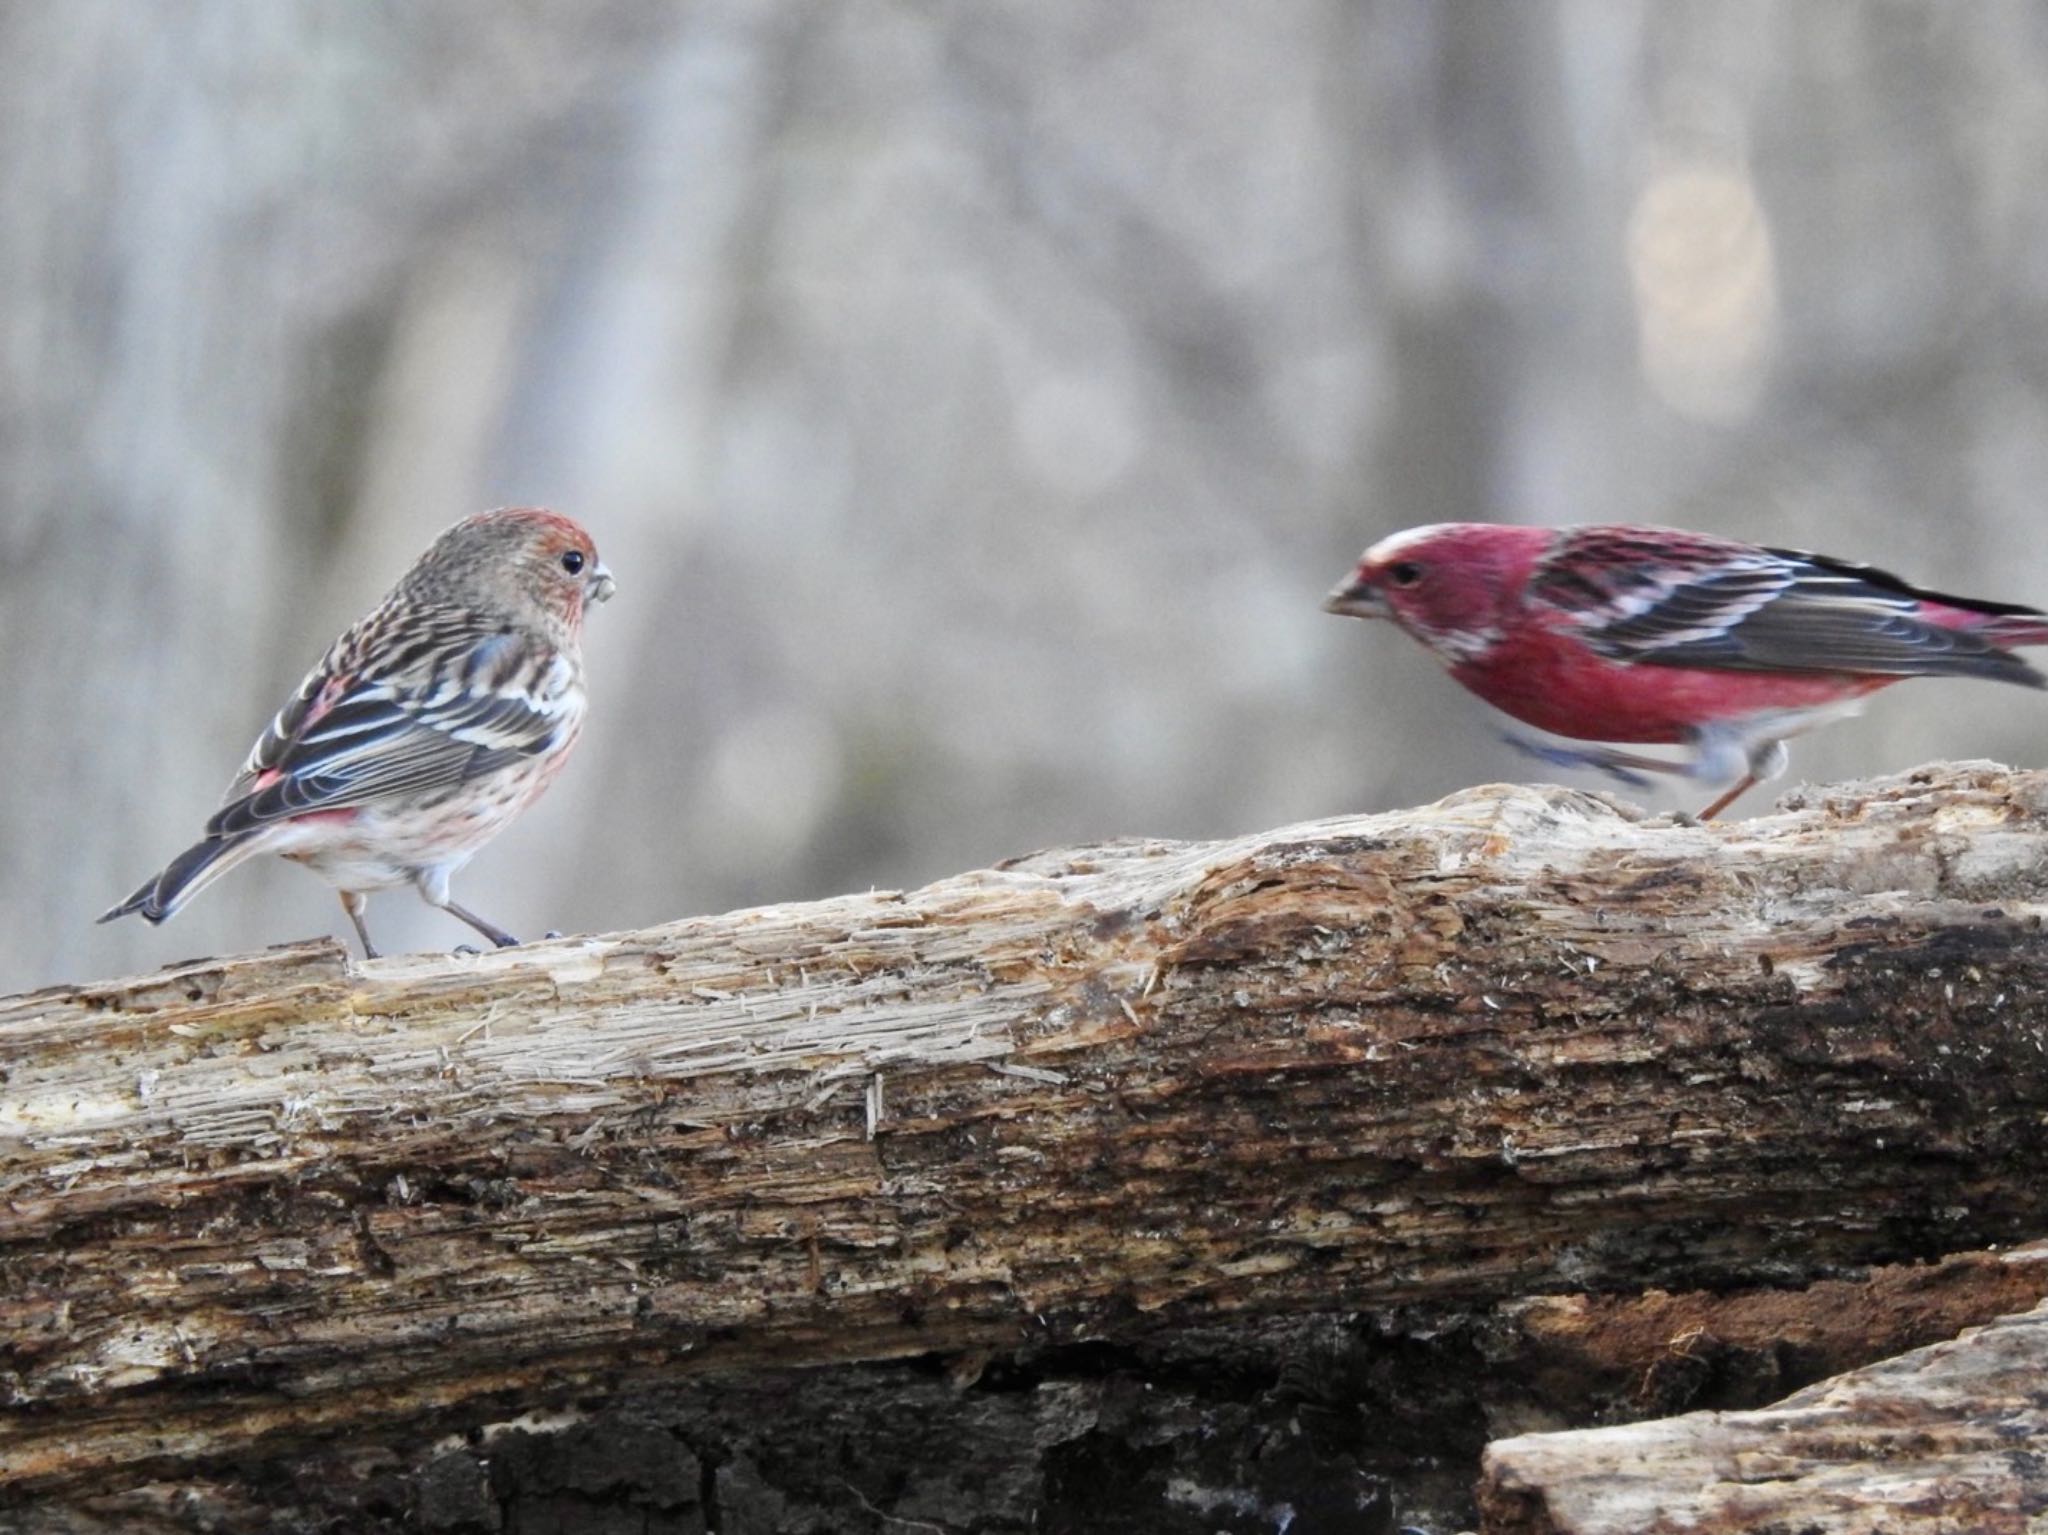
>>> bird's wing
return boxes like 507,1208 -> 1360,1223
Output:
1530,530 -> 2044,683
209,622 -> 575,837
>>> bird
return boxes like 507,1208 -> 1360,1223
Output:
102,507 -> 616,958
1323,522 -> 2048,818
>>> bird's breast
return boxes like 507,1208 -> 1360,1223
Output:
1450,627 -> 1891,745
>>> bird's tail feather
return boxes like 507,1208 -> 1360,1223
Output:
99,834 -> 262,925
1982,613 -> 2048,651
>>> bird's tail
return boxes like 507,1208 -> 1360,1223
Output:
1982,613 -> 2048,650
99,833 -> 262,926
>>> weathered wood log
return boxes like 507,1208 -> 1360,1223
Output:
1479,1280 -> 2048,1533
1488,1240 -> 2048,1431
6,763 -> 2048,1514
23,1245 -> 2046,1533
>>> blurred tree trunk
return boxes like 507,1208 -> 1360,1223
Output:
6,766 -> 2048,1531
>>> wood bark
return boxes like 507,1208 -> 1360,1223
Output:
1480,1286 -> 2048,1533
6,764 -> 2048,1526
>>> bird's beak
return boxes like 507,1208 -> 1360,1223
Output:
587,563 -> 617,605
1322,575 -> 1386,620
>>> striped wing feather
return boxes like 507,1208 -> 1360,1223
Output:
209,620 -> 570,838
1534,531 -> 2046,686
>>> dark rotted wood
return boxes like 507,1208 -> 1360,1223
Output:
5,763 -> 2048,1522
18,1245 -> 2048,1533
1481,1291 -> 2048,1533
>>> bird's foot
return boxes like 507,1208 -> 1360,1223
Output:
543,929 -> 563,941
452,943 -> 481,956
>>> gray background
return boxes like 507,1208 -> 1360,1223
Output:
9,1 -> 2048,995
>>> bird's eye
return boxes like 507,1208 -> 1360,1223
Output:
1387,561 -> 1423,588
560,550 -> 587,575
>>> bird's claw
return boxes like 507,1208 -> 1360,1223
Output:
452,943 -> 481,956
542,929 -> 563,941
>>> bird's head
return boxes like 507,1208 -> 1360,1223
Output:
1323,522 -> 1550,662
428,507 -> 617,632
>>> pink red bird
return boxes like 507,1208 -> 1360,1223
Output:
103,508 -> 615,957
1325,522 -> 2048,817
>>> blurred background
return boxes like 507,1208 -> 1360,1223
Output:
9,0 -> 2048,994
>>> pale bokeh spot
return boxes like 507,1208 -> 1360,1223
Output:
1628,158 -> 1779,422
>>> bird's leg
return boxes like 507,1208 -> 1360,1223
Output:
415,867 -> 520,949
338,890 -> 380,960
442,900 -> 521,949
1694,775 -> 1756,821
1693,738 -> 1790,822
1498,731 -> 1681,790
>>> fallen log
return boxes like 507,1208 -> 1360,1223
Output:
1487,1240 -> 2048,1431
1479,1280 -> 2048,1533
5,763 -> 2048,1521
31,1245 -> 2045,1533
